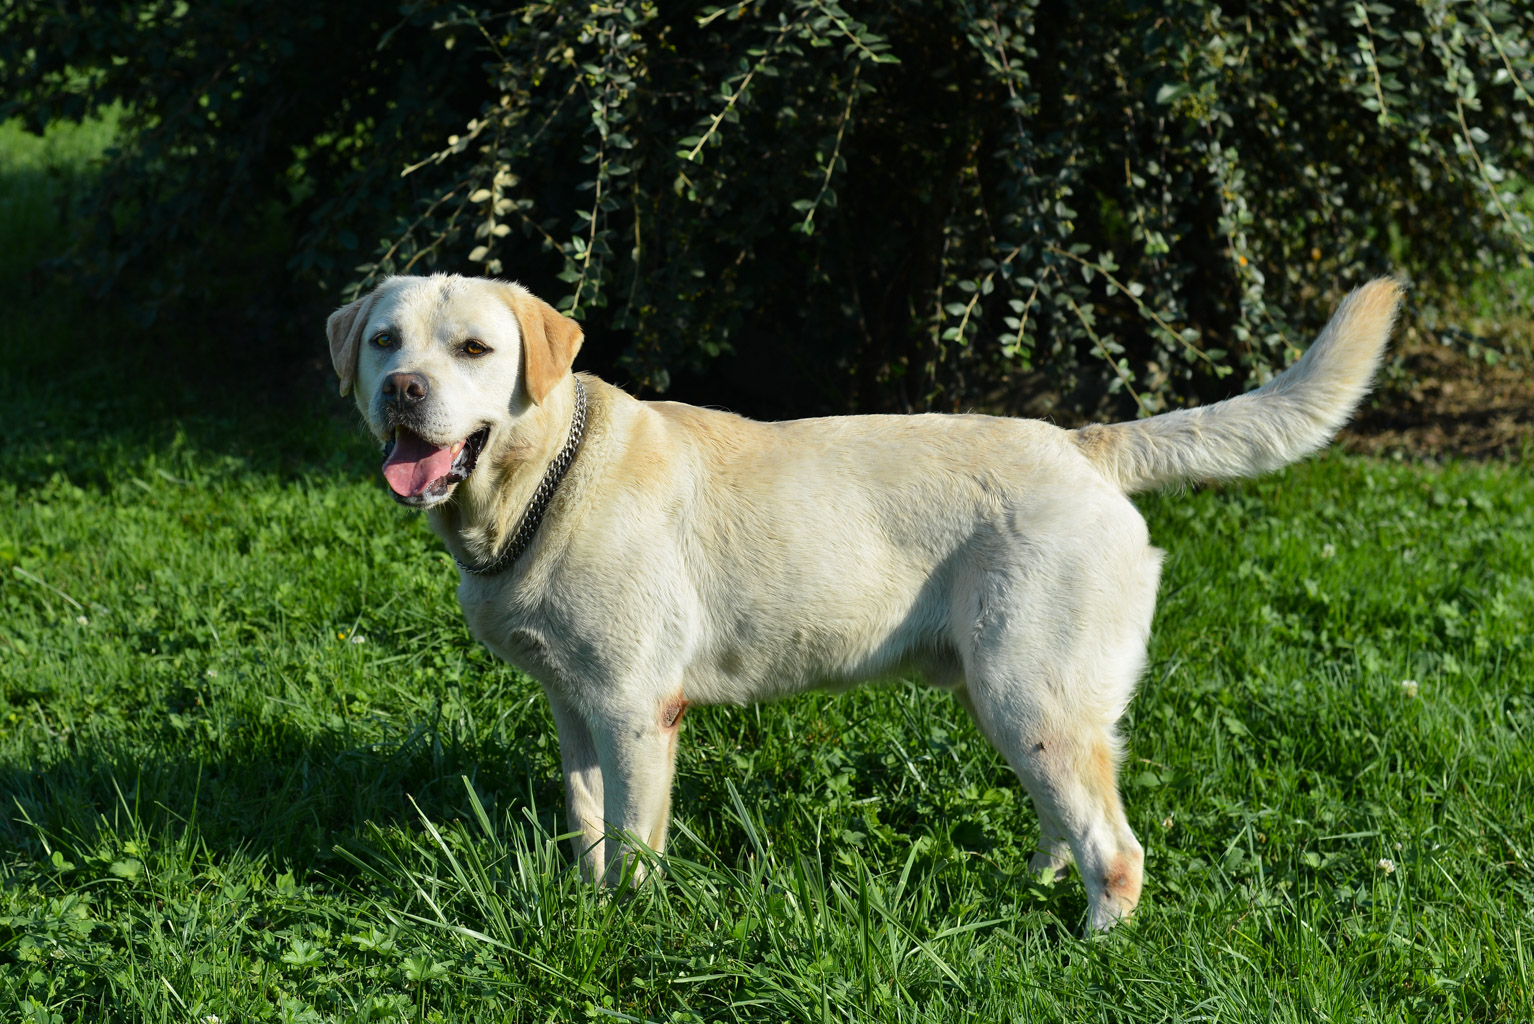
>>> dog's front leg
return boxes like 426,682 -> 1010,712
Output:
589,692 -> 686,886
544,688 -> 608,881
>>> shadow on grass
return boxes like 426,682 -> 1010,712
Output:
0,695 -> 1087,935
0,709 -> 568,874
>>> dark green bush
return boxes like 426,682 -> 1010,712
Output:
0,0 -> 466,317
4,0 -> 1531,416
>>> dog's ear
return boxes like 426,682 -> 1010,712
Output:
326,292 -> 376,397
503,283 -> 584,404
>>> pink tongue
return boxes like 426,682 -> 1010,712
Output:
382,432 -> 457,496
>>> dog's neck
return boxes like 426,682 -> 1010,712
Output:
428,375 -> 580,569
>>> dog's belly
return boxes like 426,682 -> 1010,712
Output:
458,573 -> 964,708
682,597 -> 967,704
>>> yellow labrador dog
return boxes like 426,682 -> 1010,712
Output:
327,274 -> 1400,930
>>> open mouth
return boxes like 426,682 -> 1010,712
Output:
381,425 -> 491,505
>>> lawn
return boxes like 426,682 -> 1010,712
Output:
3,120 -> 1532,1023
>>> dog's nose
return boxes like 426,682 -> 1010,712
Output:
381,372 -> 429,407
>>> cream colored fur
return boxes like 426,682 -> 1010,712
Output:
327,273 -> 1402,931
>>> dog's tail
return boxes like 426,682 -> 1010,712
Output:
1072,278 -> 1403,495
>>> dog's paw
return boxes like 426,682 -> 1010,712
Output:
1028,839 -> 1074,884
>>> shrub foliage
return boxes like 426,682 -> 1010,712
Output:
4,0 -> 1531,415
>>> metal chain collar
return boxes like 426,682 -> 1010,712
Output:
454,376 -> 588,577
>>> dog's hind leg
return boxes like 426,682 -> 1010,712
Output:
955,686 -> 1073,882
1016,725 -> 1144,931
957,530 -> 1160,930
967,685 -> 1145,930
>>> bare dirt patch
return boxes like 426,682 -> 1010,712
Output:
1343,330 -> 1534,461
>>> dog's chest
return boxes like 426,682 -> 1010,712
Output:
456,581 -> 566,680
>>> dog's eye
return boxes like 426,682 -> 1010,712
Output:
462,339 -> 489,357
371,332 -> 393,348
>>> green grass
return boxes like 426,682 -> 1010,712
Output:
4,119 -> 1533,1023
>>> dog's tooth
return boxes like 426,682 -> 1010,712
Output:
452,440 -> 465,455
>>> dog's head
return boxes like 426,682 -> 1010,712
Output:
326,274 -> 583,509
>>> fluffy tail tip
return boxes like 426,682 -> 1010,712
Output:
1345,275 -> 1407,333
1301,274 -> 1406,396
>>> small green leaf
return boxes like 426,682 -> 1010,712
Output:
109,858 -> 143,879
1156,82 -> 1192,105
